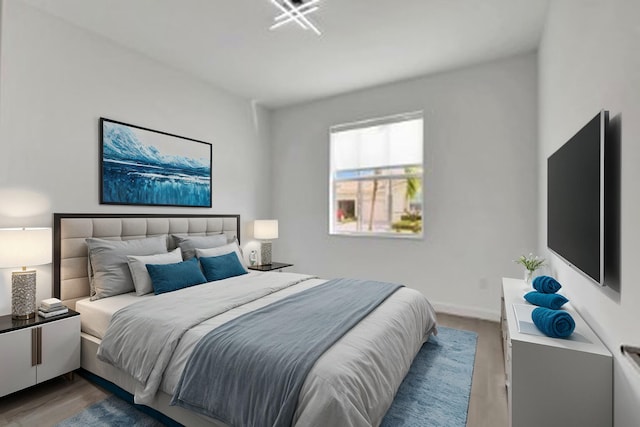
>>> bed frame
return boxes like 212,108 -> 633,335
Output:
53,213 -> 240,427
52,213 -> 433,427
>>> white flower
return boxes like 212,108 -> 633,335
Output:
514,253 -> 545,271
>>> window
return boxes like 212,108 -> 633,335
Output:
330,112 -> 424,237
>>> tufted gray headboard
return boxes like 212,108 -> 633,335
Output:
53,213 -> 240,309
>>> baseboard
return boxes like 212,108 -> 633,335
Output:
432,302 -> 500,322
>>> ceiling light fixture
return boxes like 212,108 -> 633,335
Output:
269,0 -> 321,35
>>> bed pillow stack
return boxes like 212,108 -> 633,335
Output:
144,237 -> 248,294
86,233 -> 250,298
526,276 -> 575,338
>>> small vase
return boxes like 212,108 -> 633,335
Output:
524,269 -> 534,286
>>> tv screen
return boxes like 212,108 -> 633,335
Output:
547,111 -> 608,285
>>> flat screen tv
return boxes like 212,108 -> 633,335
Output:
547,110 -> 608,285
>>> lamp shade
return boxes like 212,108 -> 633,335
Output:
0,227 -> 52,268
254,220 -> 278,240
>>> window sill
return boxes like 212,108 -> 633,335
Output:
329,231 -> 423,240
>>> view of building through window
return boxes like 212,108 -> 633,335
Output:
330,112 -> 424,237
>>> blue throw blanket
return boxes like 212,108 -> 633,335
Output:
532,275 -> 562,293
524,291 -> 568,310
171,278 -> 403,427
531,307 -> 575,338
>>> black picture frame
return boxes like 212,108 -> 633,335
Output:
100,118 -> 212,207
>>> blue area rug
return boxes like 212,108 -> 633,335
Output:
382,326 -> 477,427
57,326 -> 477,427
54,395 -> 165,427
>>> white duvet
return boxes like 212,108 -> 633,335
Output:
90,272 -> 437,427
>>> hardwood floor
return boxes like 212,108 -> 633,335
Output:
0,374 -> 109,427
438,313 -> 508,427
0,313 -> 507,427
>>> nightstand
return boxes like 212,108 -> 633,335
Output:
248,262 -> 293,272
0,309 -> 80,397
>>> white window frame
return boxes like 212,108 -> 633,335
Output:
329,111 -> 424,239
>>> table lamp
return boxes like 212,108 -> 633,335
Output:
254,220 -> 278,265
0,227 -> 52,319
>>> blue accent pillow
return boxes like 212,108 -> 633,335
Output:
146,258 -> 207,295
199,252 -> 248,282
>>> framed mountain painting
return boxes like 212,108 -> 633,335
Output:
100,118 -> 212,207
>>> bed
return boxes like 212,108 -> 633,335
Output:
54,213 -> 437,427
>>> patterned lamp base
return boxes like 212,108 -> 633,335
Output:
260,241 -> 273,265
12,270 -> 37,320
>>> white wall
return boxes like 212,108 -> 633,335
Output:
0,0 -> 271,315
270,54 -> 538,320
539,1 -> 640,425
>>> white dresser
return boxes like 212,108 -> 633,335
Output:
501,277 -> 612,427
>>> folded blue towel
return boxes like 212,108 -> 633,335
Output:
524,291 -> 569,310
532,275 -> 562,293
531,307 -> 575,338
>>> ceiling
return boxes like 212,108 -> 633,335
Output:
23,0 -> 549,108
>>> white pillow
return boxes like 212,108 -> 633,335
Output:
195,242 -> 247,272
127,248 -> 183,295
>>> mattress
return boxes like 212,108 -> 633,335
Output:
76,292 -> 152,339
